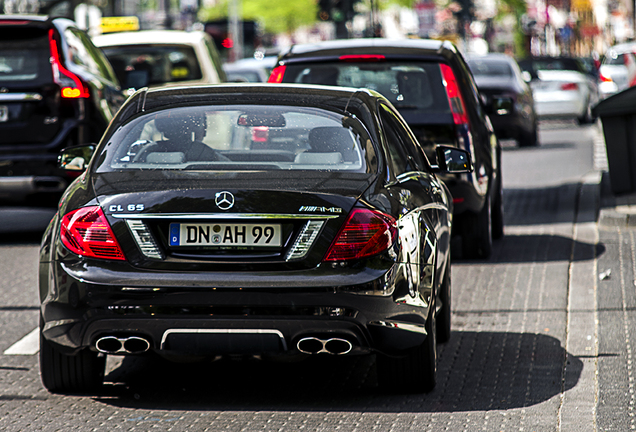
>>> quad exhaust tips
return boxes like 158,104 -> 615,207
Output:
297,337 -> 353,355
95,336 -> 150,354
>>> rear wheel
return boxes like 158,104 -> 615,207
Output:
39,322 -> 105,393
436,263 -> 452,343
460,195 -> 492,259
491,167 -> 505,241
518,123 -> 538,147
377,298 -> 437,393
577,100 -> 593,125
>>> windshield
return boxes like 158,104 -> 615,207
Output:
101,44 -> 203,88
96,105 -> 373,173
467,59 -> 513,77
283,62 -> 450,114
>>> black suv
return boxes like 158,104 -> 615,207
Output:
269,39 -> 503,258
0,16 -> 125,202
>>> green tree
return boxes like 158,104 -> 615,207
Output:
496,0 -> 529,57
199,0 -> 318,35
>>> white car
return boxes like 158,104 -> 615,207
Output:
530,70 -> 598,122
518,57 -> 600,124
600,42 -> 636,97
92,30 -> 225,89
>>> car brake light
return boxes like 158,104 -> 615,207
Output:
48,29 -> 89,99
60,206 -> 125,260
339,54 -> 385,62
440,63 -> 469,126
600,73 -> 613,82
252,126 -> 269,142
324,209 -> 397,261
268,65 -> 287,83
561,82 -> 579,91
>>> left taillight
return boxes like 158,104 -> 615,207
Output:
48,29 -> 89,99
324,209 -> 398,262
60,206 -> 125,260
268,65 -> 287,83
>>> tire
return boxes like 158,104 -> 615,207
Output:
39,323 -> 105,394
436,262 -> 452,343
518,124 -> 538,147
460,194 -> 493,259
577,101 -> 593,125
377,297 -> 437,393
491,167 -> 505,241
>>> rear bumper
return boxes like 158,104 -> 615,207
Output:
40,259 -> 432,357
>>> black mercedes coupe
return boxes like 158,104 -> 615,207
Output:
38,83 -> 471,394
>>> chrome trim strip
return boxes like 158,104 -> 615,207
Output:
111,213 -> 340,220
160,328 -> 288,350
368,320 -> 428,336
0,93 -> 43,101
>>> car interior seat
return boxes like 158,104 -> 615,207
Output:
294,126 -> 357,164
140,112 -> 226,162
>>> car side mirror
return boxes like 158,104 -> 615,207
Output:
58,144 -> 96,172
433,145 -> 473,174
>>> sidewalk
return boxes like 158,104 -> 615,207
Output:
592,170 -> 636,430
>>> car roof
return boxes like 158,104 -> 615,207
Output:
280,38 -> 454,60
92,30 -> 208,47
121,83 -> 380,117
0,14 -> 49,22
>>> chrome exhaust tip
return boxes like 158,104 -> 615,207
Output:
123,336 -> 150,354
95,336 -> 151,354
297,337 -> 353,355
324,338 -> 353,355
95,336 -> 123,354
297,337 -> 324,354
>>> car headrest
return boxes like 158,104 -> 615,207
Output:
308,127 -> 353,153
154,112 -> 207,141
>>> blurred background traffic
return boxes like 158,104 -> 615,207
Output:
2,0 -> 636,208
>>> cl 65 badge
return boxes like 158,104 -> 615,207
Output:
109,204 -> 144,212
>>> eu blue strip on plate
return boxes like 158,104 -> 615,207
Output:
169,223 -> 180,246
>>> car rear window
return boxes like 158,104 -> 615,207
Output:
100,44 -> 203,87
97,105 -> 373,173
467,59 -> 513,76
0,28 -> 52,84
283,62 -> 450,114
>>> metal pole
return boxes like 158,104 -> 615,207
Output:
229,0 -> 243,62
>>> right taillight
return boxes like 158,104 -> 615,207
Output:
324,209 -> 397,261
60,206 -> 125,260
440,63 -> 469,127
560,82 -> 579,91
268,65 -> 287,83
48,29 -> 89,99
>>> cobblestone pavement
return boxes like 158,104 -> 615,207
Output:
0,121 -> 622,431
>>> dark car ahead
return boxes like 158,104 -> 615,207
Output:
0,15 -> 125,202
39,83 -> 472,394
269,39 -> 502,258
467,53 -> 538,147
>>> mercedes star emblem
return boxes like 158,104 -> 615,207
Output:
215,191 -> 235,210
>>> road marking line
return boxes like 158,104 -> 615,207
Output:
4,328 -> 39,355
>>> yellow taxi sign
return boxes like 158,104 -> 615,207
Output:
100,16 -> 140,34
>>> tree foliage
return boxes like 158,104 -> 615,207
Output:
199,0 -> 318,35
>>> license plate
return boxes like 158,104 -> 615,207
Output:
169,223 -> 281,247
0,106 -> 7,122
